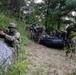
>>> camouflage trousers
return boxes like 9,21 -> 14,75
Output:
66,38 -> 76,57
71,38 -> 76,53
11,47 -> 18,61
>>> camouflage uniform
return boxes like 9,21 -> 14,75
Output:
29,24 -> 46,43
71,32 -> 76,53
29,24 -> 37,40
4,23 -> 21,51
0,23 -> 21,60
65,23 -> 74,57
35,26 -> 45,43
4,31 -> 21,50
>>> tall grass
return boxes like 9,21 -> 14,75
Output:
0,13 -> 31,75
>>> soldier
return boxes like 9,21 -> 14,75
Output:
65,23 -> 74,57
29,23 -> 37,40
71,31 -> 76,53
35,26 -> 45,43
61,30 -> 67,41
0,23 -> 21,59
55,29 -> 61,38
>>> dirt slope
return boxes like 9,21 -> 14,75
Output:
25,42 -> 75,75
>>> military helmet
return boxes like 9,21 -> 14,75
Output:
70,23 -> 74,27
8,23 -> 16,28
66,23 -> 74,30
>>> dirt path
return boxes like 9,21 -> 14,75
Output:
25,42 -> 75,75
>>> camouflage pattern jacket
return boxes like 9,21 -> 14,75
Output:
4,31 -> 21,51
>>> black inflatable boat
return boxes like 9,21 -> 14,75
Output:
40,35 -> 65,48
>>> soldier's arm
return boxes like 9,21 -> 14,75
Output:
4,34 -> 16,41
5,33 -> 21,44
0,30 -> 13,40
14,32 -> 21,49
15,32 -> 21,44
0,30 -> 21,43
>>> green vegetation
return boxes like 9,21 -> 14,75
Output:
0,13 -> 31,75
0,0 -> 76,33
0,0 -> 76,75
71,68 -> 76,75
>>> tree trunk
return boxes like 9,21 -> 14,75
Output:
45,0 -> 50,31
57,15 -> 61,30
